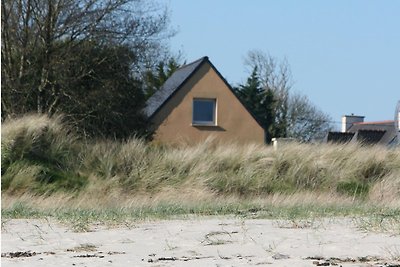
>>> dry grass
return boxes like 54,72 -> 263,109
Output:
1,114 -> 400,224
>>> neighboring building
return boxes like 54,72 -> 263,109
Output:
325,114 -> 398,146
144,56 -> 265,144
396,100 -> 400,141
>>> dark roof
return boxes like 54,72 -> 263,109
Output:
325,120 -> 398,146
143,57 -> 208,118
325,132 -> 355,144
353,130 -> 386,145
348,120 -> 397,145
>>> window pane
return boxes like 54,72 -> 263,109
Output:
193,99 -> 215,124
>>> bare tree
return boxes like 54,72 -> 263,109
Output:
1,0 -> 174,118
244,50 -> 292,91
244,49 -> 332,141
287,93 -> 332,141
244,50 -> 292,138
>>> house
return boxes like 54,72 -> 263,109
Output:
144,56 -> 265,144
325,113 -> 398,146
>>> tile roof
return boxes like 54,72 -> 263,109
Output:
353,120 -> 395,125
143,56 -> 208,118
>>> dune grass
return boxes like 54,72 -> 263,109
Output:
2,193 -> 399,233
1,114 -> 400,228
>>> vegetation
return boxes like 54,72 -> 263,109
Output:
144,57 -> 182,99
2,1 -> 396,233
1,0 -> 174,138
234,67 -> 275,142
3,198 -> 399,233
1,0 -> 332,141
2,114 -> 399,226
240,50 -> 332,141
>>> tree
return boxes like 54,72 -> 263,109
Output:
235,67 -> 263,120
243,50 -> 332,141
143,57 -> 181,99
58,42 -> 148,138
235,67 -> 276,143
1,0 -> 174,132
287,93 -> 332,142
244,50 -> 292,138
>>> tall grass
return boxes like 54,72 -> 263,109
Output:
1,114 -> 86,194
2,114 -> 400,211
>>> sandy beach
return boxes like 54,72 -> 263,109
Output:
1,217 -> 399,267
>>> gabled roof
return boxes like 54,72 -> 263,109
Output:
143,57 -> 208,118
325,119 -> 398,146
348,120 -> 397,145
353,129 -> 386,145
143,56 -> 265,130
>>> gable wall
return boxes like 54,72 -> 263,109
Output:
150,62 -> 265,144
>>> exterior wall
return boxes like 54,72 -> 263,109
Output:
341,115 -> 364,132
150,62 -> 265,145
396,100 -> 400,133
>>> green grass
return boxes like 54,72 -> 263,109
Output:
336,180 -> 370,199
2,199 -> 399,233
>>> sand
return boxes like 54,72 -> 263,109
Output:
1,217 -> 399,267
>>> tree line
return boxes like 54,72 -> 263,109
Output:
1,0 -> 331,141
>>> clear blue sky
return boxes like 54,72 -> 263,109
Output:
168,0 -> 399,129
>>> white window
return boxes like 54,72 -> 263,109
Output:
192,98 -> 216,125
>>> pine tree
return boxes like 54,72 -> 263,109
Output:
235,67 -> 276,143
144,58 -> 181,99
263,88 -> 276,143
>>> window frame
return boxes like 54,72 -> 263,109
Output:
192,98 -> 217,126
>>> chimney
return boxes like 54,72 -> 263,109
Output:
341,114 -> 364,132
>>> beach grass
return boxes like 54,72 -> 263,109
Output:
1,114 -> 400,231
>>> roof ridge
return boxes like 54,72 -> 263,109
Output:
176,56 -> 208,71
354,120 -> 394,125
358,129 -> 387,132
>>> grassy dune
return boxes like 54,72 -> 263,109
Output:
1,114 -> 400,227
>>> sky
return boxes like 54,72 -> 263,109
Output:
168,0 -> 400,130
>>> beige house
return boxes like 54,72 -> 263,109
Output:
144,56 -> 265,145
